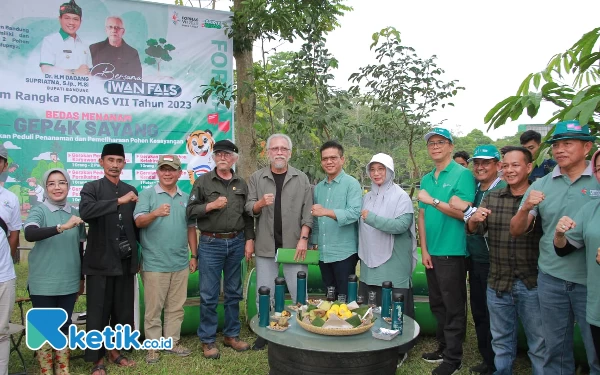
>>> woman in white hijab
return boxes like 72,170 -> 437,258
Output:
358,153 -> 417,363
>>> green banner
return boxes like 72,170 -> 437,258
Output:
0,0 -> 233,210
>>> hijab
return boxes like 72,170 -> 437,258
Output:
42,168 -> 71,208
358,153 -> 417,270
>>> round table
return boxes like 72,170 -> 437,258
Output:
249,312 -> 420,375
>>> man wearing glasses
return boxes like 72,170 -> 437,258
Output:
246,133 -> 313,350
186,140 -> 255,359
449,145 -> 505,375
89,16 -> 142,81
417,127 -> 476,375
312,140 -> 361,299
135,155 -> 197,364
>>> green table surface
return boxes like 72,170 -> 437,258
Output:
249,312 -> 420,353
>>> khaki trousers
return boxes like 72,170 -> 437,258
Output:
142,268 -> 188,343
0,278 -> 15,375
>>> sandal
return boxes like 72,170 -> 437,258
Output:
109,354 -> 135,367
91,364 -> 107,375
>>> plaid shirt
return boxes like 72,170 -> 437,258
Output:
473,186 -> 542,292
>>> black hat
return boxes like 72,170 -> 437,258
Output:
213,140 -> 238,153
101,143 -> 125,158
60,0 -> 82,17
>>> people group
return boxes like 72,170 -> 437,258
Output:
1,120 -> 599,375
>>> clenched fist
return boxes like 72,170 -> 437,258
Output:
209,196 -> 228,210
555,215 -> 576,237
470,207 -> 491,224
262,193 -> 274,207
522,190 -> 544,211
153,203 -> 171,217
418,189 -> 433,206
117,191 -> 138,205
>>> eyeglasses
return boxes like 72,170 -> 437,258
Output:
158,167 -> 180,173
46,181 -> 68,188
214,151 -> 233,159
106,25 -> 124,31
268,147 -> 290,153
427,140 -> 449,148
321,156 -> 340,162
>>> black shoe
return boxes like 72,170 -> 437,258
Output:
422,347 -> 444,363
432,362 -> 462,375
469,361 -> 491,374
252,337 -> 267,351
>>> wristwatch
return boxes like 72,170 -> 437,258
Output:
432,199 -> 440,208
301,236 -> 309,240
56,224 -> 64,233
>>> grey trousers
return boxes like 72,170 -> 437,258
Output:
255,256 -> 307,311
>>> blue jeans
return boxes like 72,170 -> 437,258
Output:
487,280 -> 545,375
537,271 -> 600,375
197,233 -> 245,343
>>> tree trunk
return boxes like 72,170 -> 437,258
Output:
233,0 -> 257,180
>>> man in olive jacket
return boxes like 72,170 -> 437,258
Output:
245,134 -> 313,350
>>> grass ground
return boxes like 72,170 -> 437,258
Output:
8,254 -> 539,375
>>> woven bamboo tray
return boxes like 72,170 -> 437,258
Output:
296,315 -> 375,336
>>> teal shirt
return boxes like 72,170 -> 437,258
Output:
134,184 -> 194,272
566,200 -> 600,326
419,161 -> 476,256
312,171 -> 362,263
25,202 -> 86,295
360,212 -> 414,289
522,162 -> 600,284
467,179 -> 507,263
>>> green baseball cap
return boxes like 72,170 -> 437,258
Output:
545,120 -> 597,144
424,127 -> 453,143
468,144 -> 501,162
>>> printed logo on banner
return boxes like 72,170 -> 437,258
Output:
171,11 -> 199,28
202,19 -> 223,29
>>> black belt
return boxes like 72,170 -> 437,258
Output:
202,231 -> 240,239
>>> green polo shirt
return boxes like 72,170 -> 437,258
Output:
566,200 -> 600,326
419,160 -> 476,256
24,202 -> 86,295
522,162 -> 600,284
312,171 -> 362,262
134,184 -> 194,272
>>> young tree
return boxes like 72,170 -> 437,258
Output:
349,27 -> 464,191
226,0 -> 350,178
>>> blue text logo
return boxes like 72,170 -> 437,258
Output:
26,308 -> 173,351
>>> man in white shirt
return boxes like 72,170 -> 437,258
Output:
39,0 -> 91,76
0,144 -> 20,375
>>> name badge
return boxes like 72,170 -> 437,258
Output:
63,50 -> 72,53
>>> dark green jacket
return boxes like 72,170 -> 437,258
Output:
186,169 -> 255,240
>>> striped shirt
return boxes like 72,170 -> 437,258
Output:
473,186 -> 542,292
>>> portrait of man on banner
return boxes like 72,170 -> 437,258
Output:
39,0 -> 92,76
89,16 -> 143,81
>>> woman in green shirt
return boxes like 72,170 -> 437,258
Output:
24,168 -> 85,375
358,153 -> 418,365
